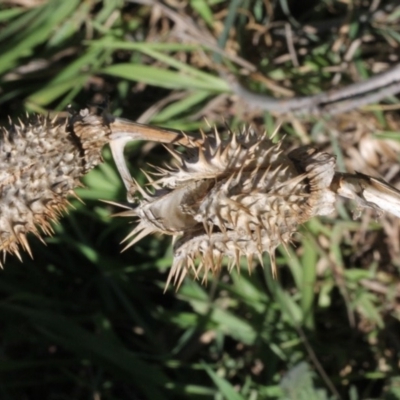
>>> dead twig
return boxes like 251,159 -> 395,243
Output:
227,64 -> 400,116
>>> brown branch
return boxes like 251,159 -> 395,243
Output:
227,64 -> 400,116
107,117 -> 202,200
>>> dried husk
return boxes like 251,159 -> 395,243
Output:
0,108 -> 111,260
117,127 -> 337,287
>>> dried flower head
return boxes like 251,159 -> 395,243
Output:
116,127 -> 338,287
0,108 -> 111,260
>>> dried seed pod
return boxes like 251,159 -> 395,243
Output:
0,108 -> 111,261
117,127 -> 337,287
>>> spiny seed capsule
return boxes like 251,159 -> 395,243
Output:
0,108 -> 111,261
116,127 -> 337,287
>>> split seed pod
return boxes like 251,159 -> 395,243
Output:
0,108 -> 111,261
117,127 -> 338,287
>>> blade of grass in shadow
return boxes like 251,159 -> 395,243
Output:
202,362 -> 245,400
25,75 -> 89,109
26,46 -> 112,108
0,304 -> 168,399
179,281 -> 257,345
88,39 -> 201,52
139,47 -> 228,89
0,7 -> 25,23
151,91 -> 211,123
214,0 -> 241,63
300,235 -> 318,330
102,63 -> 228,92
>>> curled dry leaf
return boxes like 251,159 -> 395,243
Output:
0,108 -> 111,261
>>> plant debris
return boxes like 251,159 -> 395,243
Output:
0,108 -> 111,260
106,120 -> 400,287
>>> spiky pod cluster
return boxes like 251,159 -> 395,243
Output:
0,108 -> 111,260
120,127 -> 337,287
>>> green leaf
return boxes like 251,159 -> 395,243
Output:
203,362 -> 245,400
0,0 -> 80,75
103,63 -> 228,92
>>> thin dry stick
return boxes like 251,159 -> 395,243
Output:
295,324 -> 342,400
108,117 -> 202,200
284,23 -> 299,67
227,64 -> 400,116
360,278 -> 400,299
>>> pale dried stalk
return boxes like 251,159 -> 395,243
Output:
107,117 -> 202,201
226,64 -> 400,116
331,172 -> 400,218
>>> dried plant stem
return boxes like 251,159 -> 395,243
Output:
227,64 -> 400,116
331,172 -> 400,218
128,0 -> 400,116
108,118 -> 202,200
